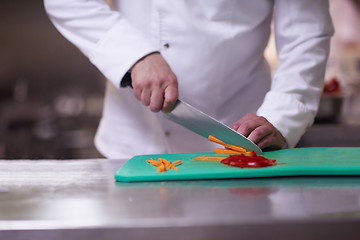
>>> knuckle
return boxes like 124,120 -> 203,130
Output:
258,116 -> 268,123
168,75 -> 178,85
144,81 -> 152,89
253,128 -> 265,138
133,79 -> 147,89
251,131 -> 265,143
264,122 -> 275,132
239,123 -> 252,134
152,78 -> 163,89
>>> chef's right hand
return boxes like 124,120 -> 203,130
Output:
131,52 -> 178,113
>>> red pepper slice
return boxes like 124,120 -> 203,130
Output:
220,151 -> 276,168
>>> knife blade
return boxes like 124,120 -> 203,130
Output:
163,99 -> 263,154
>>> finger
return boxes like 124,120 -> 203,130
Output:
231,121 -> 240,131
149,88 -> 164,112
247,125 -> 272,145
256,136 -> 272,150
140,88 -> 151,106
162,84 -> 178,113
132,83 -> 142,101
231,113 -> 258,131
258,130 -> 286,150
257,137 -> 277,150
132,77 -> 146,104
235,117 -> 265,137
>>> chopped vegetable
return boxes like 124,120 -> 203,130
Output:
190,156 -> 227,161
193,135 -> 280,168
208,135 -> 248,153
208,135 -> 226,145
146,158 -> 182,173
214,148 -> 250,155
220,151 -> 276,168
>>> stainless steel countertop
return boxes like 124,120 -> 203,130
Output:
1,159 -> 360,240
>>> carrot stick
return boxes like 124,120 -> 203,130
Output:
190,156 -> 227,161
172,160 -> 182,165
165,161 -> 171,170
147,160 -> 161,166
169,160 -> 182,169
157,163 -> 165,173
147,158 -> 181,172
208,135 -> 248,153
208,135 -> 226,145
214,148 -> 245,155
225,144 -> 247,153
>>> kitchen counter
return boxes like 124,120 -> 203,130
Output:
298,124 -> 360,147
1,159 -> 360,240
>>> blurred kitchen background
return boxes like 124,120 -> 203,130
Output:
0,0 -> 360,159
0,0 -> 105,159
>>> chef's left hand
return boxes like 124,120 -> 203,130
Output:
231,113 -> 285,150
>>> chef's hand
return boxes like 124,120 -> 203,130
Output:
131,52 -> 178,113
232,113 -> 285,150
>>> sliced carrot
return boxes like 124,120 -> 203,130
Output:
165,161 -> 171,170
214,148 -> 245,155
192,135 -> 257,164
147,158 -> 182,173
157,163 -> 165,173
208,135 -> 226,145
208,135 -> 247,153
169,160 -> 182,170
172,160 -> 182,165
224,145 -> 247,153
147,159 -> 162,167
190,156 -> 227,161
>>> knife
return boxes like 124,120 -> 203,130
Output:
121,73 -> 263,154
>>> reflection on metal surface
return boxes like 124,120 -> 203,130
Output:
0,160 -> 108,187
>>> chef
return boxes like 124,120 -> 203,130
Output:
44,0 -> 333,159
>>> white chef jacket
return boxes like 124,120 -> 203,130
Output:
44,0 -> 333,159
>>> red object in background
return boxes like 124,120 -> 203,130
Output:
220,151 -> 277,168
323,77 -> 341,94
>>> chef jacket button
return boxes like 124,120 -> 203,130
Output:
163,43 -> 170,49
165,131 -> 171,137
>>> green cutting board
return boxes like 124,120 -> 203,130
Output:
114,147 -> 360,182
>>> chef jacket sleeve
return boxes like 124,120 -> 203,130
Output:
256,0 -> 334,148
43,0 -> 159,87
